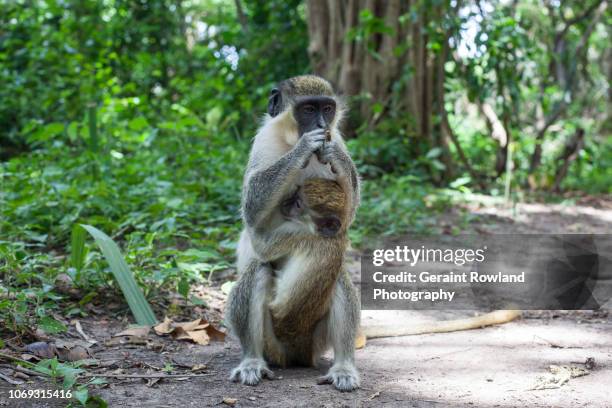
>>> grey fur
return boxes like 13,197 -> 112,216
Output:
226,77 -> 361,392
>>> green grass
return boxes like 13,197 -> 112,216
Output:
0,108 -> 244,334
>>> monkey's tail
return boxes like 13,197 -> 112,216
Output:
361,310 -> 521,341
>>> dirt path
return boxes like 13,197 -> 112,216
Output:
1,198 -> 610,407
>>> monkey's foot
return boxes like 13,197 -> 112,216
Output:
317,363 -> 360,392
229,358 -> 274,386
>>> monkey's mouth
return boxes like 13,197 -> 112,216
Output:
315,215 -> 341,238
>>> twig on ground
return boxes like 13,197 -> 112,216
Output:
81,373 -> 214,379
0,351 -> 36,366
425,347 -> 473,360
534,335 -> 584,349
0,364 -> 50,378
73,320 -> 96,344
0,371 -> 24,385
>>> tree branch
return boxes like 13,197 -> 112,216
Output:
552,128 -> 585,191
234,0 -> 248,33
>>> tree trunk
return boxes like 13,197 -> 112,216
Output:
306,0 -> 467,182
552,128 -> 585,192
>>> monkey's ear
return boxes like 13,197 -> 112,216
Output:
268,88 -> 282,117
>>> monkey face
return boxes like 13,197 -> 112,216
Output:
292,96 -> 336,137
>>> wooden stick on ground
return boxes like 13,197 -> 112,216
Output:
80,373 -> 214,379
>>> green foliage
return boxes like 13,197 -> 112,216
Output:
447,0 -> 610,192
0,95 -> 244,332
351,176 -> 452,246
33,358 -> 107,406
78,225 -> 157,326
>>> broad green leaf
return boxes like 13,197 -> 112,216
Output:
79,224 -> 157,326
39,316 -> 67,334
59,367 -> 81,389
74,388 -> 88,405
33,361 -> 54,376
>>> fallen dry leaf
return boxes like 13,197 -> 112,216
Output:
530,364 -> 590,390
153,317 -> 174,335
25,341 -> 93,362
550,365 -> 589,378
191,364 -> 207,372
184,329 -> 210,346
115,326 -> 151,338
174,319 -> 205,332
170,327 -> 191,342
26,342 -> 57,359
153,317 -> 226,345
170,326 -> 209,345
56,345 -> 91,362
222,397 -> 237,406
20,354 -> 38,362
205,324 -> 226,342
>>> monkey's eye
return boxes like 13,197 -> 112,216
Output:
323,105 -> 334,114
302,105 -> 316,114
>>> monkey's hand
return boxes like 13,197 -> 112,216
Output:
296,128 -> 327,164
230,358 -> 275,386
317,363 -> 360,392
318,141 -> 355,180
318,140 -> 342,166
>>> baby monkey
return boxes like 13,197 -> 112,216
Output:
280,177 -> 347,238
